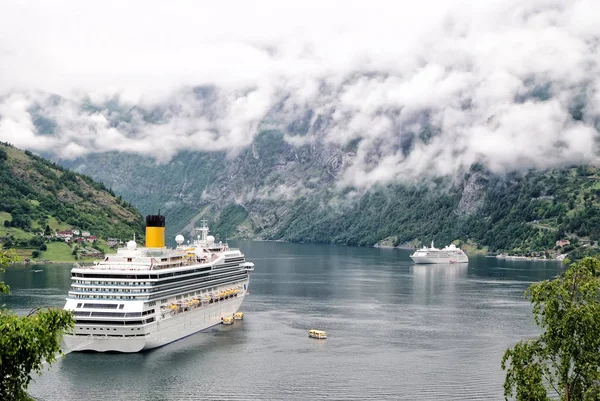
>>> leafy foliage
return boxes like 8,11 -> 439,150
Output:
501,257 -> 600,400
0,249 -> 75,400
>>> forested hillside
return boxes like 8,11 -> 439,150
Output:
266,166 -> 600,259
0,142 -> 144,260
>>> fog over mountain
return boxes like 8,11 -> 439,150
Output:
1,0 -> 599,189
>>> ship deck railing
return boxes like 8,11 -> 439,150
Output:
73,258 -> 219,271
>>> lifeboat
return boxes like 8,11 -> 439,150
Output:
222,316 -> 234,325
241,262 -> 255,271
308,329 -> 327,339
233,312 -> 244,320
169,304 -> 178,311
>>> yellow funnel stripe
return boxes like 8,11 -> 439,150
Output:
146,226 -> 165,248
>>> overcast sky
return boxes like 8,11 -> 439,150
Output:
0,0 -> 599,187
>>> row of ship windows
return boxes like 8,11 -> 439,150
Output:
73,283 -> 228,296
73,309 -> 156,318
79,327 -> 142,331
73,295 -> 139,300
71,276 -> 244,300
74,326 -> 148,337
71,274 -> 243,296
73,268 -> 239,288
74,317 -> 155,325
71,261 -> 243,281
71,266 -> 244,293
78,303 -> 123,309
74,333 -> 147,337
176,288 -> 213,300
72,292 -> 228,302
75,287 -> 153,293
74,281 -> 154,286
72,266 -> 213,280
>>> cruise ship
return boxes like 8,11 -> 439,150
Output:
62,214 -> 254,353
410,241 -> 469,264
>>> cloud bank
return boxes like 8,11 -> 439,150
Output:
0,0 -> 599,187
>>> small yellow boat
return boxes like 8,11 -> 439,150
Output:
308,329 -> 327,339
233,312 -> 244,320
222,316 -> 234,325
169,304 -> 178,311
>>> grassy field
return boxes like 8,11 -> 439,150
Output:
4,237 -> 118,262
0,212 -> 34,240
95,242 -> 117,255
41,242 -> 77,262
41,240 -> 116,262
48,217 -> 72,232
460,242 -> 489,255
13,248 -> 36,260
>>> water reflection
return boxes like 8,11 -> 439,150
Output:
411,263 -> 468,305
412,263 -> 469,281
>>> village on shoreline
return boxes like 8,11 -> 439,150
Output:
3,227 -> 125,265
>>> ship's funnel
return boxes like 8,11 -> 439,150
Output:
145,214 -> 165,248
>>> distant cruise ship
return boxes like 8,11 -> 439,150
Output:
410,241 -> 469,264
62,214 -> 254,353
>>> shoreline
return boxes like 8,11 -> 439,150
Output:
495,256 -> 563,263
15,259 -> 97,265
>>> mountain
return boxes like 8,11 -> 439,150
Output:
60,132 -> 600,260
0,142 -> 145,257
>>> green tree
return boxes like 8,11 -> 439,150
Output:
0,249 -> 74,400
43,225 -> 51,236
501,257 -> 600,400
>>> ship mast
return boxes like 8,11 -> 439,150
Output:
195,219 -> 209,243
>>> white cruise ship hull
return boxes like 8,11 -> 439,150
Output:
63,293 -> 246,353
410,255 -> 469,264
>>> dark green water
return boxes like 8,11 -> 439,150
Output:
0,241 -> 563,400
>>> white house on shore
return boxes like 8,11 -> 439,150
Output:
55,230 -> 73,241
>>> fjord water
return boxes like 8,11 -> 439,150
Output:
0,241 -> 563,400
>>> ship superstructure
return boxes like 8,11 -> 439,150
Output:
410,241 -> 469,264
62,215 -> 254,353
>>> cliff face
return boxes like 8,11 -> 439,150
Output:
456,173 -> 487,217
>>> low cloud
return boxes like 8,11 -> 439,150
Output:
0,0 -> 599,188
